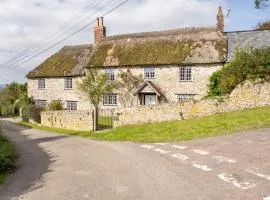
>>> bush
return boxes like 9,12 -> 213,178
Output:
21,106 -> 29,122
208,47 -> 270,96
0,132 -> 16,176
0,102 -> 13,116
47,100 -> 63,111
28,105 -> 45,124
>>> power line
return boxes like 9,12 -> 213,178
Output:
0,0 -> 107,68
1,0 -> 129,74
0,0 -> 115,72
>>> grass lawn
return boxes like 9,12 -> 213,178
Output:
0,127 -> 16,184
19,106 -> 270,143
91,106 -> 270,142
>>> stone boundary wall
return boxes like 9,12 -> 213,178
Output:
114,81 -> 270,127
41,110 -> 93,131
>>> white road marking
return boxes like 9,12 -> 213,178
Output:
171,153 -> 189,161
213,156 -> 236,163
246,169 -> 270,181
218,173 -> 256,190
154,148 -> 171,154
154,143 -> 168,146
141,145 -> 155,149
192,162 -> 212,171
193,149 -> 209,155
172,145 -> 187,150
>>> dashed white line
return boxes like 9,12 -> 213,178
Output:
192,162 -> 212,171
172,145 -> 187,150
213,156 -> 236,163
171,153 -> 189,161
141,145 -> 155,149
246,169 -> 270,181
154,143 -> 168,146
218,173 -> 256,190
154,148 -> 171,154
193,149 -> 209,155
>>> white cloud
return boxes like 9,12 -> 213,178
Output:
0,0 -> 222,83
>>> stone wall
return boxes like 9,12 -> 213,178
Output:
114,81 -> 270,127
28,77 -> 92,110
41,110 -> 93,131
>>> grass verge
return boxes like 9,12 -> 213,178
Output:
18,106 -> 270,143
91,106 -> 270,142
0,126 -> 16,184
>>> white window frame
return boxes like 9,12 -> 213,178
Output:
105,68 -> 115,81
38,78 -> 45,90
64,77 -> 73,90
66,101 -> 77,111
103,94 -> 117,106
179,66 -> 192,82
144,67 -> 155,79
36,100 -> 47,107
177,94 -> 195,101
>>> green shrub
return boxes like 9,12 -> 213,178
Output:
0,135 -> 16,174
0,102 -> 13,116
208,47 -> 270,96
47,100 -> 63,111
28,105 -> 45,124
21,106 -> 30,122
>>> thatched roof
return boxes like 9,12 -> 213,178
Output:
27,44 -> 93,78
87,26 -> 227,68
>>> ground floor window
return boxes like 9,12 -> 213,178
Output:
177,94 -> 196,101
36,100 -> 47,107
103,94 -> 117,106
66,101 -> 77,110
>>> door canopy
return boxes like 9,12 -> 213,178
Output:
134,81 -> 162,96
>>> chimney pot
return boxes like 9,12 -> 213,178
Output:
94,17 -> 106,44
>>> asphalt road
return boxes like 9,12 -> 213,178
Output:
0,119 -> 270,200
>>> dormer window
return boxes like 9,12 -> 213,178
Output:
144,68 -> 155,79
38,78 -> 45,90
105,68 -> 115,81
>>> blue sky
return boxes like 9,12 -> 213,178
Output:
0,0 -> 269,84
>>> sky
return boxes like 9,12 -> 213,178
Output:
0,0 -> 269,84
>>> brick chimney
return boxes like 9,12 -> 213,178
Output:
94,17 -> 106,44
216,5 -> 224,34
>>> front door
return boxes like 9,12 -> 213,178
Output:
145,94 -> 157,105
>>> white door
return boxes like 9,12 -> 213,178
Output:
145,95 -> 157,105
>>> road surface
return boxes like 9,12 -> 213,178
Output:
0,119 -> 270,200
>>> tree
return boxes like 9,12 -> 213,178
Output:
256,20 -> 270,30
78,70 -> 115,130
115,70 -> 144,108
255,0 -> 269,8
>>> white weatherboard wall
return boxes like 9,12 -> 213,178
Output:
114,81 -> 270,127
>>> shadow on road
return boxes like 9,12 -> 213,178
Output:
0,119 -> 60,200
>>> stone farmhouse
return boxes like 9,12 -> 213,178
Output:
27,6 -> 270,110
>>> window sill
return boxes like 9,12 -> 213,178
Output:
64,88 -> 73,90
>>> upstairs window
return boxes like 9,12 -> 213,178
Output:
144,68 -> 155,79
103,94 -> 117,106
180,67 -> 192,82
36,100 -> 47,107
38,78 -> 45,90
64,77 -> 73,90
66,101 -> 77,111
177,94 -> 195,101
105,68 -> 115,81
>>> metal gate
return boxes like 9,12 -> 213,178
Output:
96,108 -> 114,130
